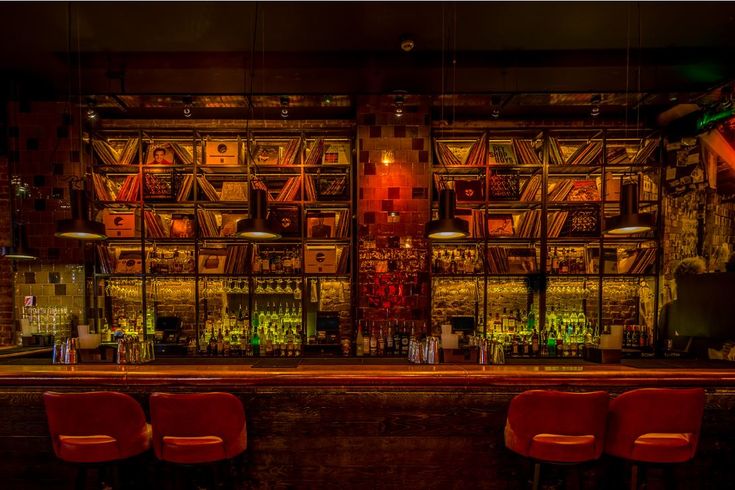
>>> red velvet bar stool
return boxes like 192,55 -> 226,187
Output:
605,387 -> 705,490
504,390 -> 609,490
149,392 -> 247,488
43,391 -> 152,490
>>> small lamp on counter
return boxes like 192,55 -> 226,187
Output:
55,181 -> 107,241
426,188 -> 469,240
604,175 -> 653,235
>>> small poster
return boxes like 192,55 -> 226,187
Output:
488,141 -> 518,165
323,141 -> 351,165
145,143 -> 176,165
307,211 -> 336,239
205,141 -> 238,165
486,214 -> 515,236
305,246 -> 337,274
198,248 -> 227,274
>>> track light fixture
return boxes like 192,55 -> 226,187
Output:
394,94 -> 405,118
182,96 -> 193,118
280,96 -> 290,118
86,98 -> 98,120
426,189 -> 469,240
491,95 -> 502,119
590,94 -> 601,117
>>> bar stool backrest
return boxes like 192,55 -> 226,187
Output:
43,391 -> 149,460
149,392 -> 247,459
505,389 -> 609,458
605,387 -> 705,460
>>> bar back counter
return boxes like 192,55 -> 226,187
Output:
1,360 -> 734,489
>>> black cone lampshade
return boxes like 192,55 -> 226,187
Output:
55,188 -> 107,240
426,189 -> 469,240
2,222 -> 37,261
236,188 -> 281,240
604,179 -> 653,235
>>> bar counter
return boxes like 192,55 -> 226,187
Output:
2,359 -> 735,489
1,359 -> 735,387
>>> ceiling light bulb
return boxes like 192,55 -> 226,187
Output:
491,107 -> 501,119
281,108 -> 289,118
591,106 -> 601,117
183,105 -> 192,118
280,96 -> 290,118
86,107 -> 97,120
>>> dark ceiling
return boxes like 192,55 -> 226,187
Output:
1,1 -> 734,119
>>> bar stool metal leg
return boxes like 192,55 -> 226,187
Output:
630,463 -> 638,490
532,462 -> 541,490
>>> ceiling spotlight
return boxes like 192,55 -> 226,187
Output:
183,96 -> 193,118
394,94 -> 405,118
322,95 -> 333,106
491,95 -> 502,119
590,94 -> 602,117
280,96 -> 290,118
400,35 -> 415,53
86,98 -> 98,120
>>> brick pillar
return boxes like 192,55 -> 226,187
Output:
356,95 -> 432,335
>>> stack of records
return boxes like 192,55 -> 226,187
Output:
197,176 -> 220,201
336,247 -> 350,273
96,245 -> 116,274
516,210 -> 542,238
305,138 -> 324,166
281,138 -> 302,165
92,137 -> 140,165
334,209 -> 350,238
520,175 -> 541,202
465,134 -> 487,166
224,245 -> 250,274
547,211 -> 569,238
513,139 -> 542,165
169,142 -> 194,165
304,175 -> 317,201
176,175 -> 195,201
276,176 -> 302,201
606,146 -> 629,164
548,179 -> 574,201
117,175 -> 141,201
143,211 -> 167,238
566,141 -> 603,165
633,139 -> 659,164
93,174 -> 119,201
197,209 -> 220,237
548,137 -> 565,165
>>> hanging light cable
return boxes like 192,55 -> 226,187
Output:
236,3 -> 280,241
426,4 -> 467,240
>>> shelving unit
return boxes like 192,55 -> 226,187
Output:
87,126 -> 355,355
430,127 -> 663,347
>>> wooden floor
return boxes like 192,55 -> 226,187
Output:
1,362 -> 734,489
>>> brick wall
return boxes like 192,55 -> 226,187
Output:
356,95 -> 432,334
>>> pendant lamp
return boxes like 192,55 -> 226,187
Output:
426,189 -> 469,240
55,187 -> 107,240
236,188 -> 281,240
2,222 -> 37,261
604,177 -> 653,235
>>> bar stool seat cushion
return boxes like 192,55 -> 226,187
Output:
161,435 -> 227,464
58,435 -> 119,463
529,434 -> 597,463
632,432 -> 695,463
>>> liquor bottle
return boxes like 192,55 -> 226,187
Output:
208,328 -> 217,356
531,329 -> 540,357
632,326 -> 641,347
386,326 -> 394,356
527,310 -> 536,332
251,327 -> 260,357
393,323 -> 401,356
501,308 -> 509,330
555,328 -> 563,358
362,323 -> 371,356
493,313 -> 502,333
369,327 -> 378,356
377,327 -> 385,356
547,327 -> 557,357
216,328 -> 224,356
293,325 -> 302,356
641,326 -> 649,347
356,323 -> 364,356
551,247 -> 560,274
400,323 -> 410,356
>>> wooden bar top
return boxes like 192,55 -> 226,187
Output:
2,360 -> 735,388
